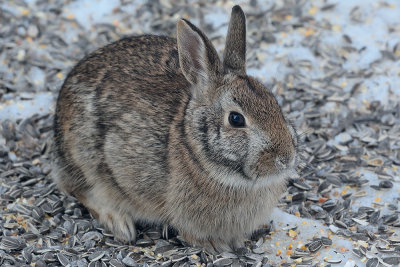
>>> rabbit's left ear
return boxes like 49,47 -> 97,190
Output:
223,5 -> 246,75
177,19 -> 222,87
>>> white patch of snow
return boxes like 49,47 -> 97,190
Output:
0,93 -> 55,121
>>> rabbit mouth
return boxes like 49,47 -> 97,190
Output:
244,157 -> 298,181
205,163 -> 292,188
248,150 -> 297,181
252,167 -> 298,185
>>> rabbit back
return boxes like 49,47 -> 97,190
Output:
54,35 -> 190,221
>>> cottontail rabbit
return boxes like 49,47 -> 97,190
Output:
53,5 -> 298,253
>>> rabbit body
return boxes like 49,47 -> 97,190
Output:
54,6 -> 297,252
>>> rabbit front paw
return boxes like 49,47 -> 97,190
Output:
181,232 -> 238,254
76,189 -> 137,243
100,211 -> 137,243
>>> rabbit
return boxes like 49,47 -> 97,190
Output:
52,5 -> 298,253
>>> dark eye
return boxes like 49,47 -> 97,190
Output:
228,111 -> 246,128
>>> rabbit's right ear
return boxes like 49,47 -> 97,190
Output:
177,19 -> 222,87
223,5 -> 246,75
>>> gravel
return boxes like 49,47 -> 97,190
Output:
1,0 -> 400,266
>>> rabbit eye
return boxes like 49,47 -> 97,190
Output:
229,111 -> 246,128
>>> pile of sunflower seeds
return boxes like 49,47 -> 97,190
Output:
1,0 -> 400,266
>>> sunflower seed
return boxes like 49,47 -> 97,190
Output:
88,251 -> 105,262
383,214 -> 398,224
81,231 -> 103,242
109,259 -> 124,267
352,248 -> 363,258
135,239 -> 154,247
324,257 -> 342,264
122,256 -> 138,266
352,218 -> 368,226
322,199 -> 336,211
383,257 -> 400,265
329,225 -> 340,233
293,181 -> 312,190
171,253 -> 187,262
0,236 -> 25,250
22,246 -> 33,263
369,210 -> 380,224
43,252 -> 57,262
366,258 -> 379,267
307,240 -> 322,253
32,206 -> 45,221
335,220 -> 348,229
388,235 -> 400,243
379,180 -> 393,189
214,258 -> 233,266
321,237 -> 332,246
57,253 -> 70,266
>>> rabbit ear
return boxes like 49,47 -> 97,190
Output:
177,19 -> 222,86
223,5 -> 246,75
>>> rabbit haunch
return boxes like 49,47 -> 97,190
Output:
53,5 -> 297,253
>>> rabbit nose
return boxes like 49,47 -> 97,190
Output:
275,155 -> 294,171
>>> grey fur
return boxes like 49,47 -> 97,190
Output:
223,5 -> 246,75
53,5 -> 297,253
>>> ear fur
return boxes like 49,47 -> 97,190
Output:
177,19 -> 222,87
223,5 -> 246,75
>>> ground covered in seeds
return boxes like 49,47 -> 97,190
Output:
1,0 -> 400,266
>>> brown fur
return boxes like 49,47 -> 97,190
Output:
53,6 -> 297,253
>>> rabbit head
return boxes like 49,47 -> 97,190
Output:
177,6 -> 297,188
